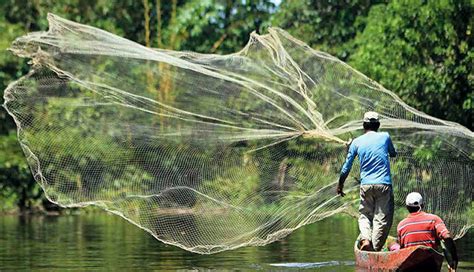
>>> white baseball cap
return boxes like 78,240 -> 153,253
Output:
405,192 -> 423,206
363,111 -> 379,123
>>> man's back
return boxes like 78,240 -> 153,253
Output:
340,131 -> 396,185
397,211 -> 449,248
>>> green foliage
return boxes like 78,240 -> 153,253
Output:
350,1 -> 473,129
271,0 -> 385,60
200,166 -> 262,206
176,0 -> 276,53
288,157 -> 335,196
413,138 -> 443,163
0,0 -> 276,212
0,132 -> 42,211
0,0 -> 472,214
0,15 -> 28,133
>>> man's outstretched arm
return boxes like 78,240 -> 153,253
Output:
337,141 -> 356,197
435,218 -> 458,271
443,235 -> 458,271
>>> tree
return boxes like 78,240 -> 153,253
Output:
271,0 -> 385,60
140,0 -> 275,53
350,1 -> 473,129
0,0 -> 276,211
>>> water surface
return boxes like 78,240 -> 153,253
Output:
0,214 -> 472,271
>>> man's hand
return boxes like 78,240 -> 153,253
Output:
336,184 -> 345,197
337,174 -> 348,197
447,254 -> 458,272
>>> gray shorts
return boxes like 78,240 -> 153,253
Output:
358,184 -> 394,251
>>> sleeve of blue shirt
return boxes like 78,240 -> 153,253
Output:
340,142 -> 357,177
387,134 -> 397,157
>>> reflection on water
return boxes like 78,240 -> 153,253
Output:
0,214 -> 472,271
270,261 -> 355,268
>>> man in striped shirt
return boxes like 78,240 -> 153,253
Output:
397,192 -> 458,271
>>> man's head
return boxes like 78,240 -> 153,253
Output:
363,111 -> 380,131
405,192 -> 423,213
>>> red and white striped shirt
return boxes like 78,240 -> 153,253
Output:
397,211 -> 450,248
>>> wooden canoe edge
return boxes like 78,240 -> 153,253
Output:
354,239 -> 444,271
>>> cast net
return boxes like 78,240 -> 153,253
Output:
3,14 -> 473,254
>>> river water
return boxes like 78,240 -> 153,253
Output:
0,214 -> 472,271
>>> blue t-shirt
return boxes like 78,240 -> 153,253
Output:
340,131 -> 397,185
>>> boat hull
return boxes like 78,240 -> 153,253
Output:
354,241 -> 444,271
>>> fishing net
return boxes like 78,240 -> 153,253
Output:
3,14 -> 473,254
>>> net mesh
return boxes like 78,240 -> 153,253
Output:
3,14 -> 473,254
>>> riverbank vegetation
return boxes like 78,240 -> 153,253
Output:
1,0 -> 472,217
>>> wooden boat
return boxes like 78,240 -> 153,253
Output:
354,240 -> 444,272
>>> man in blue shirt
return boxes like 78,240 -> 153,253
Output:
337,111 -> 397,251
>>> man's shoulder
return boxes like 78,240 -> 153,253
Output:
351,135 -> 364,146
397,212 -> 433,229
377,132 -> 392,145
397,217 -> 411,230
408,212 -> 443,222
378,131 -> 390,139
355,132 -> 389,145
358,131 -> 390,138
354,132 -> 374,141
423,212 -> 443,222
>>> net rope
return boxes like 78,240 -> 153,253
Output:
3,14 -> 473,254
